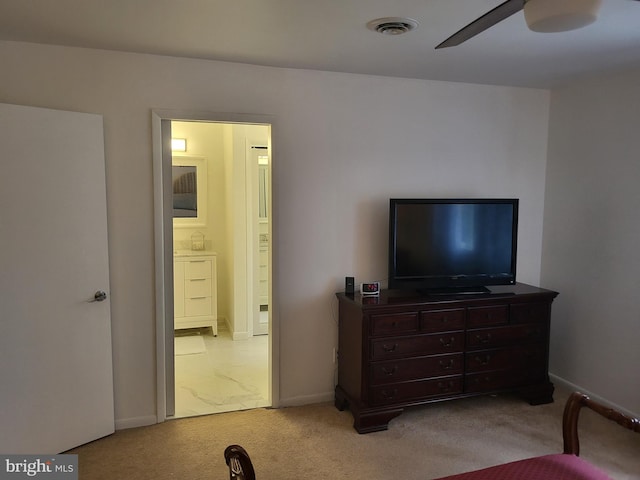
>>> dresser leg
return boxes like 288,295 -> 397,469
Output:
352,406 -> 404,434
335,386 -> 404,432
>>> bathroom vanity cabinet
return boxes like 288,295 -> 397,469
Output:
174,252 -> 218,336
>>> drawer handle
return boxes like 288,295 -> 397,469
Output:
438,381 -> 455,393
476,333 -> 493,344
439,359 -> 455,370
474,375 -> 492,384
190,278 -> 207,282
189,260 -> 207,263
381,366 -> 398,376
382,343 -> 398,353
190,296 -> 207,300
380,389 -> 397,400
475,354 -> 492,366
439,337 -> 456,347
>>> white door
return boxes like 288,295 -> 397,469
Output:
251,147 -> 269,336
0,103 -> 114,454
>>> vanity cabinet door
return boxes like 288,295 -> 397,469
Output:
185,259 -> 212,279
185,278 -> 213,298
185,297 -> 213,317
173,255 -> 218,335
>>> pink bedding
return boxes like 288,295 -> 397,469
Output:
435,454 -> 611,480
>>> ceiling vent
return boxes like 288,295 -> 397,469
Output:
367,17 -> 419,35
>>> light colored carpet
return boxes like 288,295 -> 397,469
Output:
68,386 -> 639,480
175,335 -> 206,355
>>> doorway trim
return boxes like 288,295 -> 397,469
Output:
151,109 -> 279,422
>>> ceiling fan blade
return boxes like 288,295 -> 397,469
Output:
436,0 -> 526,49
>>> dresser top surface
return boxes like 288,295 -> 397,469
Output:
337,283 -> 558,309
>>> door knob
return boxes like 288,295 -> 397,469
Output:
90,290 -> 108,302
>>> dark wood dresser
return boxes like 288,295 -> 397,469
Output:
335,283 -> 558,433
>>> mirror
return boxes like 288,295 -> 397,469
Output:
258,154 -> 269,220
172,165 -> 197,218
172,156 -> 207,227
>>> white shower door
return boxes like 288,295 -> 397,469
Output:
0,103 -> 114,453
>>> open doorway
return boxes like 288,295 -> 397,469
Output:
152,112 -> 276,421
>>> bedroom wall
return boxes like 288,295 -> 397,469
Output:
542,68 -> 640,416
0,40 -> 551,428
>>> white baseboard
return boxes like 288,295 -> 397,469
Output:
550,373 -> 639,419
219,316 -> 251,340
115,415 -> 157,431
279,391 -> 335,407
232,331 -> 250,340
216,316 -> 228,331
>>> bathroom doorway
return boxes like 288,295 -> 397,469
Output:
152,112 -> 276,421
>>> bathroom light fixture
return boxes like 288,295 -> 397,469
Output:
171,138 -> 187,152
366,17 -> 419,35
524,0 -> 602,33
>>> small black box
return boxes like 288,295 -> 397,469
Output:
345,276 -> 355,294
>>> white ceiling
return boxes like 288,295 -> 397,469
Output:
1,0 -> 639,88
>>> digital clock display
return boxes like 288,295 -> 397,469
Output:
361,282 -> 380,295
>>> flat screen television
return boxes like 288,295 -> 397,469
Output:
388,198 -> 518,294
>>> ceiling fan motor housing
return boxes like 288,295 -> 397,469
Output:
524,0 -> 602,32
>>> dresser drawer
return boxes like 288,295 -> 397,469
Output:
370,312 -> 419,337
370,376 -> 463,405
185,296 -> 212,316
510,302 -> 549,323
465,369 -> 546,394
184,259 -> 212,279
185,278 -> 212,297
420,308 -> 465,332
370,353 -> 463,385
467,324 -> 546,349
466,345 -> 546,373
371,332 -> 464,360
468,305 -> 508,327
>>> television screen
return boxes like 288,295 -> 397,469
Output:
389,198 -> 518,294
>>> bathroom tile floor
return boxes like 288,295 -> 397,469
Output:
174,329 -> 269,418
